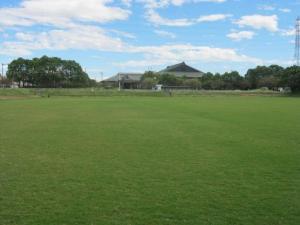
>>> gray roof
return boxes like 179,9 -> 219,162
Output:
158,62 -> 204,78
104,62 -> 204,83
103,73 -> 143,82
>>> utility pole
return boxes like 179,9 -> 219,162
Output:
1,63 -> 8,88
295,17 -> 300,66
100,72 -> 103,81
1,63 -> 8,77
118,73 -> 121,91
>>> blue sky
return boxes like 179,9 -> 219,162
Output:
0,0 -> 299,80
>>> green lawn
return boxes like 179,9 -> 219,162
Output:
0,96 -> 299,225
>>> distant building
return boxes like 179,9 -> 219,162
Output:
102,62 -> 204,89
102,73 -> 143,89
158,62 -> 204,78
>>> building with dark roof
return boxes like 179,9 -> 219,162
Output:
102,73 -> 143,89
158,62 -> 204,78
102,62 -> 204,89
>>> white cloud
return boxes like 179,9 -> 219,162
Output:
147,9 -> 231,26
0,0 -> 134,56
197,14 -> 231,22
279,8 -> 291,13
139,0 -> 226,9
0,25 -> 127,56
258,5 -> 291,13
235,15 -> 279,32
1,25 -> 261,68
121,44 -> 261,67
146,9 -> 194,26
110,29 -> 136,39
15,32 -> 35,41
0,0 -> 261,71
0,0 -> 130,29
121,0 -> 133,7
258,5 -> 275,11
198,0 -> 226,2
138,0 -> 180,9
140,0 -> 228,26
154,29 -> 176,38
281,28 -> 295,36
227,31 -> 255,41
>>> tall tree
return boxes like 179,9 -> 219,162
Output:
279,66 -> 300,92
222,71 -> 244,90
245,65 -> 284,89
7,56 -> 92,88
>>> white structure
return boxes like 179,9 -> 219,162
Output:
154,84 -> 163,91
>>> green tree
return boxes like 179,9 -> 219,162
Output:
245,65 -> 284,89
222,71 -> 244,90
6,58 -> 31,87
183,79 -> 201,89
7,56 -> 92,88
141,77 -> 158,89
141,71 -> 160,80
279,66 -> 300,92
257,76 -> 279,89
159,74 -> 182,86
201,72 -> 214,90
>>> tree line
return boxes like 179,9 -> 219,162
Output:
2,56 -> 300,92
141,65 -> 300,92
5,56 -> 96,88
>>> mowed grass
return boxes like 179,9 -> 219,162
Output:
0,96 -> 300,225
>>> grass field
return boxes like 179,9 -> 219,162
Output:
0,88 -> 286,98
0,95 -> 300,225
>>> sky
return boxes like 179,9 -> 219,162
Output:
0,0 -> 299,80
